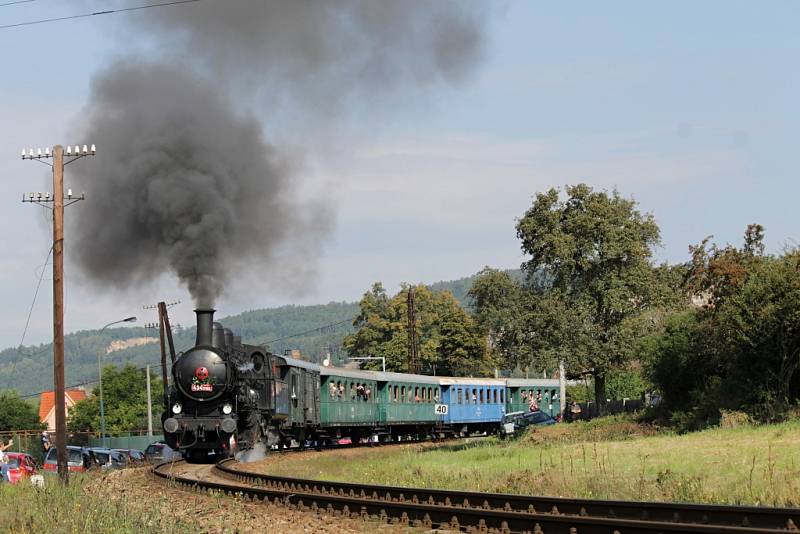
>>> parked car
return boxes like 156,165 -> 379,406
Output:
113,448 -> 146,465
4,452 -> 38,484
144,441 -> 180,462
89,448 -> 127,469
502,410 -> 558,434
43,446 -> 93,473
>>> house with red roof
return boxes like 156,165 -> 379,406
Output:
38,389 -> 87,431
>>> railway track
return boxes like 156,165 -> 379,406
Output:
154,458 -> 799,533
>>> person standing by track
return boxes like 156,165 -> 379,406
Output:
0,438 -> 14,482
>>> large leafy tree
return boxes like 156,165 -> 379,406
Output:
468,267 -> 523,364
68,364 -> 161,433
515,184 -> 661,407
344,283 -> 493,376
649,226 -> 800,422
0,391 -> 44,431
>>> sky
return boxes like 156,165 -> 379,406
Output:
0,1 -> 798,348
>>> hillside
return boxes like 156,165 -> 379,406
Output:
0,271 -> 518,397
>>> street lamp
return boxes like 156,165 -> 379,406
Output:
97,316 -> 137,447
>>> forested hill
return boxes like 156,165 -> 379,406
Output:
0,271 -> 517,397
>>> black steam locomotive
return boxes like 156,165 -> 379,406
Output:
162,309 -> 311,461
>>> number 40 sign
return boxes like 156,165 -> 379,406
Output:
434,404 -> 448,415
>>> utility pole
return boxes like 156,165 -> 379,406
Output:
559,360 -> 567,420
407,287 -> 418,374
21,144 -> 93,484
144,300 -> 180,410
146,364 -> 153,437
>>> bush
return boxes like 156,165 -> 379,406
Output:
525,414 -> 661,445
719,410 -> 752,429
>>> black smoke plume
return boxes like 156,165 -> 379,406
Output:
71,1 -> 492,306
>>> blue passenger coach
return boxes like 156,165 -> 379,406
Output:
438,378 -> 507,433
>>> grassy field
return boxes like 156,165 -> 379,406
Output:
0,472 -> 191,533
263,416 -> 800,507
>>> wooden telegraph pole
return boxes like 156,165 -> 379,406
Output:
21,144 -> 93,484
51,145 -> 67,483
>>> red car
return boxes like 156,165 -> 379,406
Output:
4,453 -> 38,484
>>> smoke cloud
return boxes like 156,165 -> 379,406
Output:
70,1 -> 492,306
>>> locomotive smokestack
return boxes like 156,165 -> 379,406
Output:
195,309 -> 215,346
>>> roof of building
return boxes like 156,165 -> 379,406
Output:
38,389 -> 87,422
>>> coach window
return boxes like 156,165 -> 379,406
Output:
456,389 -> 462,404
401,386 -> 406,403
426,388 -> 431,403
501,390 -> 505,403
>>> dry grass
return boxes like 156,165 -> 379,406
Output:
255,418 -> 800,507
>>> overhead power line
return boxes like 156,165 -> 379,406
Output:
4,245 -> 53,390
261,317 -> 355,345
0,0 -> 205,30
0,0 -> 35,7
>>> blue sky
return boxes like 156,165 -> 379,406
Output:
0,1 -> 798,348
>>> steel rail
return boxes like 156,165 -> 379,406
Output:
153,459 -> 796,534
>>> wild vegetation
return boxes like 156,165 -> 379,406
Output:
343,283 -> 494,376
261,415 -> 800,507
0,472 -> 192,533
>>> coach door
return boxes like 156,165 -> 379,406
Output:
303,371 -> 319,424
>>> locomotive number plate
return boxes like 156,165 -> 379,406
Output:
191,384 -> 213,392
434,404 -> 448,415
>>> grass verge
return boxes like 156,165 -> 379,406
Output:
261,416 -> 800,507
0,471 -> 191,533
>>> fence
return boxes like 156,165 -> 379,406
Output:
568,398 -> 645,421
0,430 -> 164,463
87,434 -> 163,450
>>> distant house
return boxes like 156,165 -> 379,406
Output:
39,389 -> 87,431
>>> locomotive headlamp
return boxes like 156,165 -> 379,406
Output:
172,402 -> 182,414
222,403 -> 233,415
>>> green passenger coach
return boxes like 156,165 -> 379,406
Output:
505,378 -> 561,417
320,368 -> 379,427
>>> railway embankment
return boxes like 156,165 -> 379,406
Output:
250,416 -> 800,507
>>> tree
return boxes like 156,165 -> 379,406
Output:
68,364 -> 161,433
0,391 -> 43,431
515,184 -> 661,408
344,283 -> 493,376
468,267 -> 523,365
645,226 -> 800,424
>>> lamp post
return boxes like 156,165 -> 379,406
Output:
97,316 -> 136,447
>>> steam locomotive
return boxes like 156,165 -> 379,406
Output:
162,309 -> 561,461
